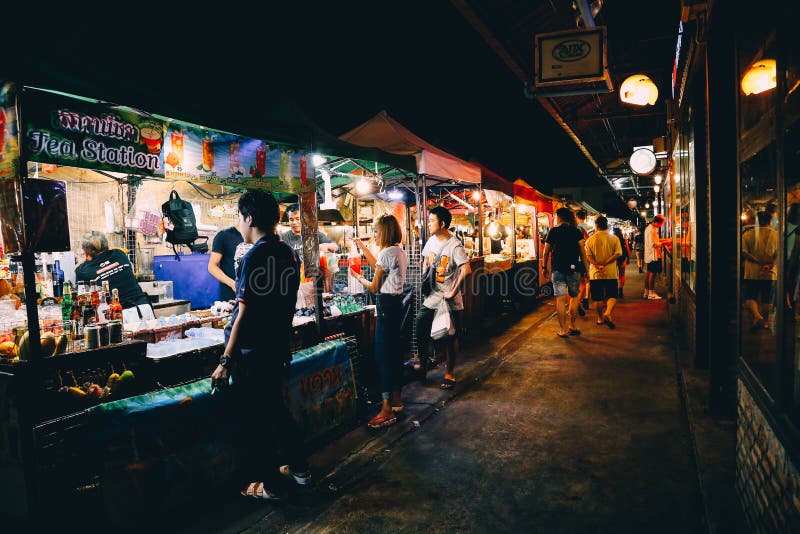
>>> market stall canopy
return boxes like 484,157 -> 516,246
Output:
474,162 -> 513,196
514,179 -> 555,213
339,111 -> 481,184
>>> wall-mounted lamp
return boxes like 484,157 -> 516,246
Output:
741,59 -> 776,96
620,74 -> 659,106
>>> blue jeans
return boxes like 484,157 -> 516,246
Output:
375,293 -> 404,399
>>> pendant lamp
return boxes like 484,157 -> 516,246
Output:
620,74 -> 659,106
741,59 -> 776,96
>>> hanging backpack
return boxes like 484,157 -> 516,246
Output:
161,190 -> 207,260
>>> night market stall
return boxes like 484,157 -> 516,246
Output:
0,82 -> 390,522
338,111 -> 484,354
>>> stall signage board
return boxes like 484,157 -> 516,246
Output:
535,27 -> 609,88
24,88 -> 310,193
0,82 -> 20,179
25,89 -> 167,176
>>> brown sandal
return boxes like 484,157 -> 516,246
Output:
368,412 -> 397,428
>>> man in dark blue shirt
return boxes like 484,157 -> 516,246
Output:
211,189 -> 309,500
208,226 -> 243,301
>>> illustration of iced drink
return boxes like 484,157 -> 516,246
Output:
170,129 -> 184,166
228,139 -> 240,176
140,123 -> 163,154
0,108 -> 6,157
255,143 -> 267,177
202,135 -> 214,172
299,154 -> 308,186
279,151 -> 291,186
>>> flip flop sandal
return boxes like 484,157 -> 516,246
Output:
368,412 -> 397,428
440,378 -> 456,390
557,332 -> 570,338
569,328 -> 581,336
279,465 -> 311,486
603,317 -> 616,329
391,405 -> 404,413
241,482 -> 281,500
595,320 -> 604,325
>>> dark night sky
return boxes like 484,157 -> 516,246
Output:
10,2 -> 601,193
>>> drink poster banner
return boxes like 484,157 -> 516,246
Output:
164,121 -> 308,193
24,89 -> 167,177
0,82 -> 20,179
285,339 -> 357,440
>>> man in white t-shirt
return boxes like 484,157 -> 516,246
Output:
643,215 -> 668,299
414,206 -> 472,390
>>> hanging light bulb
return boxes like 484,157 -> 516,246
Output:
654,185 -> 660,193
741,212 -> 748,221
645,202 -> 650,209
627,198 -> 638,209
472,189 -> 481,202
311,154 -> 327,167
654,174 -> 663,185
741,59 -> 776,96
356,178 -> 371,194
388,189 -> 403,201
620,74 -> 659,106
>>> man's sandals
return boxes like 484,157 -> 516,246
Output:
241,482 -> 281,500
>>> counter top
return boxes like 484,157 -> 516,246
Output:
152,299 -> 190,310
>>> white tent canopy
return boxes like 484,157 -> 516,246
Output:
340,111 -> 481,184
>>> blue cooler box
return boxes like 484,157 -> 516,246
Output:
154,253 -> 218,310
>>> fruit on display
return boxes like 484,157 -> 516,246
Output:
17,331 -> 30,360
67,386 -> 87,398
86,384 -> 103,398
0,279 -> 11,297
106,371 -> 121,390
118,369 -> 135,385
40,332 -> 56,355
53,333 -> 69,355
0,340 -> 16,357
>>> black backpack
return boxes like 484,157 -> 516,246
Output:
161,190 -> 207,259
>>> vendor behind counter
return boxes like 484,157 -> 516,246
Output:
75,231 -> 155,322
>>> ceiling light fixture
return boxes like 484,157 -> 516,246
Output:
741,59 -> 776,96
388,189 -> 403,201
356,178 -> 371,194
620,74 -> 659,106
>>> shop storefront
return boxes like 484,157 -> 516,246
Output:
668,3 -> 800,529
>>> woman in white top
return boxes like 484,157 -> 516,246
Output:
351,214 -> 408,428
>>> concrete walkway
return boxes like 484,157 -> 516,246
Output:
177,267 -> 745,533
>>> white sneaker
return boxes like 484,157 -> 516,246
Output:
648,293 -> 663,300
